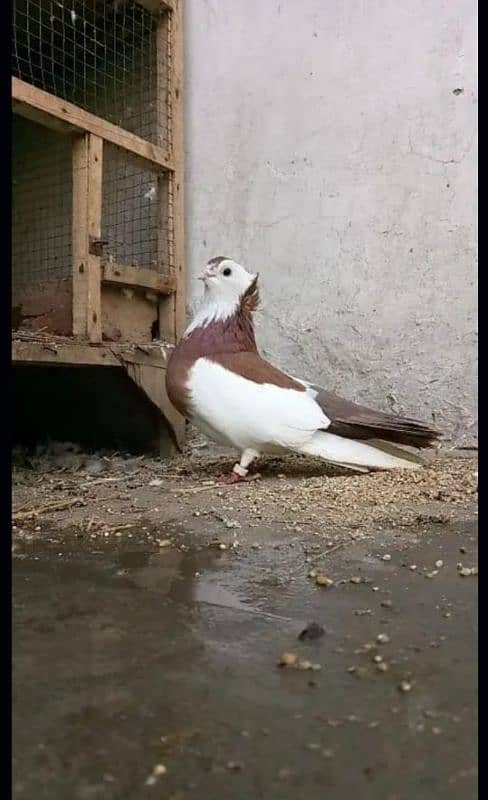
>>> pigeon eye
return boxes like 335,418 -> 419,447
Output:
222,267 -> 232,277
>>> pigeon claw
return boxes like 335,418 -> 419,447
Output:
220,471 -> 245,485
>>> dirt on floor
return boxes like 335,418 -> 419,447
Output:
13,438 -> 478,800
12,438 -> 477,548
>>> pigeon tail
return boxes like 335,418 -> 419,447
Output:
297,431 -> 423,471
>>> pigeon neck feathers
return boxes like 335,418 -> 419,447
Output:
183,276 -> 260,355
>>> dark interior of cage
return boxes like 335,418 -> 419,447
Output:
12,2 -> 170,336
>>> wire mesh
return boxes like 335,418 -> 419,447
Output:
12,0 -> 170,149
12,115 -> 73,292
102,144 -> 172,274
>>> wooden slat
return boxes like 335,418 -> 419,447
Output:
102,262 -> 176,294
72,134 -> 103,342
12,337 -> 173,370
157,1 -> 186,344
171,0 -> 187,342
12,339 -> 121,368
12,77 -> 174,171
156,9 -> 172,337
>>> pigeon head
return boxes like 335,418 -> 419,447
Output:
185,257 -> 259,337
198,257 -> 256,302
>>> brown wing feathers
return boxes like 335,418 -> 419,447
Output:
313,387 -> 440,449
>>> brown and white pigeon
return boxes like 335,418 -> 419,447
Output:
166,257 -> 440,483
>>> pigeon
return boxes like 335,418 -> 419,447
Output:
166,257 -> 440,484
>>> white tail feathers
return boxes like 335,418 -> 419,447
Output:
298,431 -> 423,471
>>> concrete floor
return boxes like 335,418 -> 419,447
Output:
13,519 -> 477,800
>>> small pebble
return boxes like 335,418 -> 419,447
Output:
377,633 -> 390,644
382,554 -> 392,562
409,565 -> 417,571
227,761 -> 244,772
435,560 -> 444,568
458,565 -> 477,577
278,652 -> 299,667
398,680 -> 413,693
381,600 -> 393,609
350,576 -> 362,584
298,622 -> 325,641
425,570 -> 438,578
376,662 -> 389,672
372,586 -> 379,592
315,575 -> 334,588
373,654 -> 383,663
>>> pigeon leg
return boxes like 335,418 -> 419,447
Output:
221,448 -> 259,484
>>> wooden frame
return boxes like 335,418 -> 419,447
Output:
12,0 -> 184,347
12,0 -> 186,448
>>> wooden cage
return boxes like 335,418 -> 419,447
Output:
12,0 -> 185,451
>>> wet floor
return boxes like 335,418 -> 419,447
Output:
13,521 -> 477,800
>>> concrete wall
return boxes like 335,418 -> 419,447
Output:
184,0 -> 477,445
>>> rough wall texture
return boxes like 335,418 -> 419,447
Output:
184,0 -> 477,444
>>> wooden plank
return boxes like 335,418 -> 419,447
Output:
12,279 -> 72,336
171,0 -> 187,343
102,262 -> 176,294
156,9 -> 173,341
12,338 -> 173,370
12,340 -> 121,368
72,134 -> 103,342
158,1 -> 186,344
12,78 -> 174,172
102,284 -> 160,343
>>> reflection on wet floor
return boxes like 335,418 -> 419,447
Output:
13,520 -> 477,800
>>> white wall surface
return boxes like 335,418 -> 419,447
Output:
184,0 -> 477,444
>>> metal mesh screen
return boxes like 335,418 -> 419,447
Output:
102,144 -> 172,274
12,115 -> 72,292
12,0 -> 170,149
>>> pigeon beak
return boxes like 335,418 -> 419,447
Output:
198,266 -> 216,281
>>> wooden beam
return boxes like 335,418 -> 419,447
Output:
171,0 -> 187,342
12,337 -> 174,370
12,77 -> 173,171
12,339 -> 121,368
102,262 -> 176,295
158,1 -> 186,344
72,134 -> 103,342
